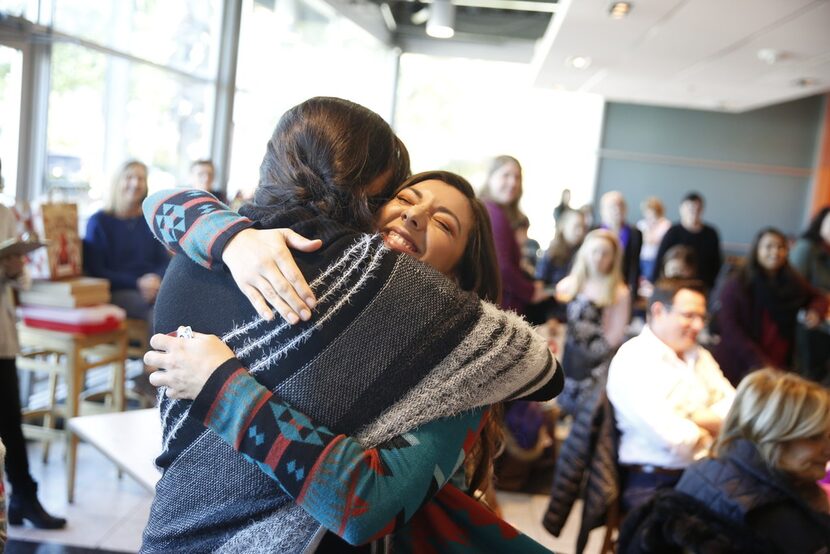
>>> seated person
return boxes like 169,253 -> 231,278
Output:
712,227 -> 827,385
675,369 -> 830,553
83,160 -> 170,326
607,279 -> 735,512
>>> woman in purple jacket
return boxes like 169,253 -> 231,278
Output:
712,227 -> 828,385
478,155 -> 547,316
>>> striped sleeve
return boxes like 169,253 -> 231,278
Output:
142,189 -> 254,270
189,358 -> 486,545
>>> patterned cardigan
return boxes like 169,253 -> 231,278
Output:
141,190 -> 560,553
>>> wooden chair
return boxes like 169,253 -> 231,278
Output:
16,322 -> 128,502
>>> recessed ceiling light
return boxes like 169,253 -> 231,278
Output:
567,56 -> 592,70
756,48 -> 790,65
609,1 -> 632,19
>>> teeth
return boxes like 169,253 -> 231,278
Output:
385,230 -> 417,253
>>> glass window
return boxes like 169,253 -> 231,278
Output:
395,54 -> 605,244
51,0 -> 223,79
227,0 -> 397,200
0,0 -> 34,20
47,42 -> 214,214
0,44 -> 22,202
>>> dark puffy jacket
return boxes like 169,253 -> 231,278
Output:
542,389 -> 619,554
675,439 -> 830,553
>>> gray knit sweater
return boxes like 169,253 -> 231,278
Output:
141,205 -> 556,553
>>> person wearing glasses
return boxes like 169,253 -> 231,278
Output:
606,279 -> 736,512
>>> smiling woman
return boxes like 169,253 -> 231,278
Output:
378,171 -> 499,302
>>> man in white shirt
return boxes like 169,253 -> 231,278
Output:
607,279 -> 735,512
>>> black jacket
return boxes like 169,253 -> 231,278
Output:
675,439 -> 830,554
618,488 -> 775,554
542,389 -> 619,554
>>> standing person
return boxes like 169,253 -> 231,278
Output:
555,229 -> 630,415
83,161 -> 171,327
0,162 -> 65,529
599,191 -> 642,303
553,188 -> 571,222
139,98 -> 559,552
479,155 -> 547,315
607,279 -> 735,512
537,209 -> 587,289
674,369 -> 830,553
536,209 -> 587,322
637,196 -> 671,285
789,207 -> 830,383
652,192 -> 722,289
712,227 -> 828,386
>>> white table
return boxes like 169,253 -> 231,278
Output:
67,408 -> 162,493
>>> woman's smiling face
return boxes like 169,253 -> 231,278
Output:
376,179 -> 474,277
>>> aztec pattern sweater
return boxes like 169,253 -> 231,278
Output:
192,359 -> 553,553
141,190 -> 559,553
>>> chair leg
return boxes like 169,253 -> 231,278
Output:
41,370 -> 59,463
601,499 -> 621,554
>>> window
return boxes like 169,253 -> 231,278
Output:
227,0 -> 397,200
0,44 -> 22,202
51,0 -> 223,78
395,54 -> 605,244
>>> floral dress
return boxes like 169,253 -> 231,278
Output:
559,295 -> 613,416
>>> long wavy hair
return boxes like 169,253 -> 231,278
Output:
253,97 -> 410,232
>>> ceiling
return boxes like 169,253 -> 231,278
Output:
532,0 -> 830,112
334,0 -> 830,112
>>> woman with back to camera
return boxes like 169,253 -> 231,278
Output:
555,228 -> 630,416
790,207 -> 830,383
712,227 -> 827,385
140,98 -> 560,553
674,369 -> 830,552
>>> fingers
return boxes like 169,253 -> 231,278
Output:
149,333 -> 176,351
259,265 -> 311,322
144,349 -> 168,369
242,284 -> 276,322
281,229 -> 323,252
148,370 -> 169,389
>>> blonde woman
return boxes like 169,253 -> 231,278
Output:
556,229 -> 630,415
676,369 -> 830,552
83,160 -> 170,323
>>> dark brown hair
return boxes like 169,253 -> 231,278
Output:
740,227 -> 788,286
393,171 -> 501,305
253,97 -> 410,232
